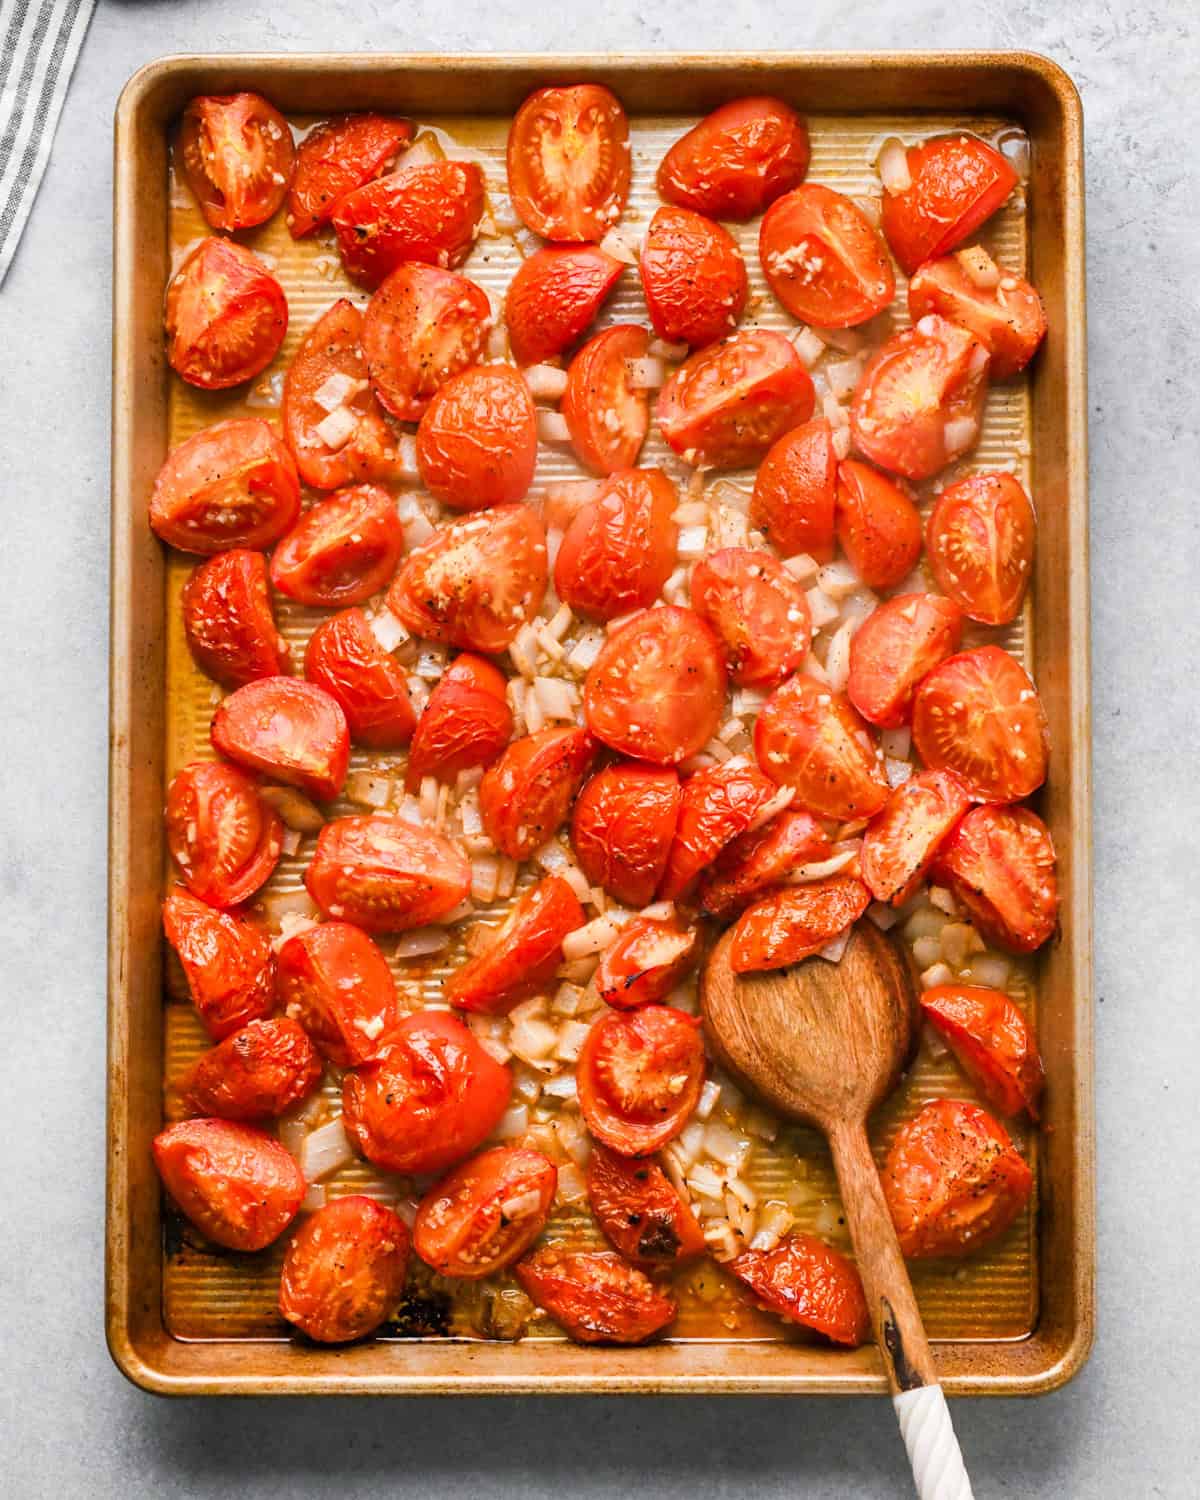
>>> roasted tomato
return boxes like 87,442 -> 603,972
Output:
414,1147 -> 557,1277
881,134 -> 1018,276
859,770 -> 971,907
362,263 -> 492,422
179,92 -> 294,232
658,759 -> 778,901
846,592 -> 964,729
211,677 -> 349,802
596,918 -> 699,1010
504,245 -> 625,366
699,808 -> 830,919
925,471 -> 1036,627
835,460 -> 924,591
908,250 -> 1046,379
275,920 -> 400,1067
305,815 -> 471,932
153,1118 -> 303,1252
516,1247 -> 676,1344
933,804 -> 1057,954
729,875 -> 871,972
445,875 -> 585,1013
882,1097 -> 1032,1258
691,547 -> 813,689
165,237 -> 288,390
657,97 -> 810,221
583,607 -> 727,766
479,726 -> 595,861
577,1005 -> 705,1156
586,1144 -> 705,1264
288,114 -> 413,237
182,550 -> 290,687
342,1009 -> 512,1175
759,185 -> 894,328
280,1196 -> 410,1342
165,759 -> 283,908
570,763 -> 681,908
507,84 -> 630,242
406,653 -> 512,787
656,329 -> 814,470
150,418 -> 300,555
750,419 -> 838,562
179,1017 -> 323,1121
912,646 -> 1048,802
303,608 -> 417,749
561,324 -> 651,474
730,1233 -> 870,1345
416,364 -> 537,509
332,161 -> 485,286
641,205 -> 748,348
754,674 -> 889,820
920,985 -> 1044,1118
162,888 -> 275,1040
386,504 -> 548,653
553,467 -> 677,621
270,485 -> 403,608
850,316 -> 990,481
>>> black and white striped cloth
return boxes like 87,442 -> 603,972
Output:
0,0 -> 95,285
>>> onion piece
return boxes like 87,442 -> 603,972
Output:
880,726 -> 912,761
493,1104 -> 529,1140
920,960 -> 956,990
876,136 -> 913,193
524,364 -> 569,402
963,954 -> 1012,991
825,356 -> 862,400
599,225 -> 641,264
867,901 -> 900,931
394,433 -> 420,483
403,130 -> 446,167
812,323 -> 864,354
345,769 -> 392,809
396,927 -> 450,959
818,927 -> 852,963
805,586 -> 840,630
782,552 -> 820,585
625,355 -> 667,389
816,560 -> 861,601
368,608 -> 409,653
537,410 -> 571,444
259,785 -> 325,833
790,326 -> 826,368
676,524 -> 709,560
695,1079 -> 722,1121
824,621 -> 855,693
300,1118 -> 354,1180
831,426 -> 852,460
561,910 -> 632,961
648,337 -> 688,362
956,245 -> 1001,289
943,415 -> 980,457
788,849 -> 859,884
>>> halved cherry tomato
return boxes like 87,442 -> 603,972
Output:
596,917 -> 698,1010
150,418 -> 300,554
570,763 -> 681,908
881,135 -> 1018,276
847,592 -> 964,729
729,1233 -> 869,1346
754,674 -> 889,820
179,92 -> 294,232
479,726 -> 595,861
577,1004 -> 705,1156
270,485 -> 403,608
362,264 -> 492,422
658,759 -> 777,901
414,1147 -> 557,1277
729,875 -> 871,973
691,547 -> 813,689
416,364 -> 537,510
165,237 -> 288,390
760,185 -> 894,328
275,920 -> 400,1067
305,814 -> 471,932
656,329 -> 814,470
182,550 -> 290,686
911,646 -> 1048,802
386,504 -> 548,653
165,760 -> 283,908
212,677 -> 349,801
882,1097 -> 1032,1258
859,769 -> 971,907
835,461 -> 924,591
850,315 -> 990,481
699,808 -> 831,919
586,1144 -> 705,1264
332,161 -> 485,286
280,1196 -> 410,1342
304,608 -> 417,748
641,205 -> 748,347
584,607 -> 727,766
288,114 -> 413,237
517,1246 -> 676,1344
153,1118 -> 304,1252
920,985 -> 1044,1119
657,97 -> 810,222
561,324 -> 650,474
908,251 -> 1046,379
342,1009 -> 512,1175
750,419 -> 838,562
507,84 -> 630,242
554,467 -> 677,621
406,653 -> 513,788
933,804 -> 1057,954
162,888 -> 275,1040
925,471 -> 1036,626
445,875 -> 585,1013
504,245 -> 625,366
179,1016 -> 323,1120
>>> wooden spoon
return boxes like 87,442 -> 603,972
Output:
701,922 -> 974,1500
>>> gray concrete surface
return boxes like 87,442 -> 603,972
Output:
1,2 -> 1198,1495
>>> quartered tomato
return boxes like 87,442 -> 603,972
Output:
179,92 -> 294,232
729,1233 -> 870,1346
641,205 -> 748,347
656,329 -> 814,470
846,592 -> 964,729
342,1009 -> 512,1175
729,875 -> 871,973
416,364 -> 537,509
859,770 -> 971,907
303,608 -> 417,748
504,245 -> 625,366
362,263 -> 492,422
882,1097 -> 1032,1258
586,1144 -> 705,1265
414,1147 -> 557,1278
933,804 -> 1057,954
305,815 -> 471,932
270,485 -> 403,608
445,875 -> 585,1013
577,1004 -> 705,1156
657,97 -> 810,221
165,759 -> 283,908
699,808 -> 831,919
212,677 -> 350,801
750,419 -> 838,562
908,251 -> 1046,379
561,324 -> 651,474
517,1247 -> 676,1344
150,418 -> 300,555
925,471 -> 1036,626
280,1196 -> 411,1343
658,758 -> 778,901
583,607 -> 727,766
553,467 -> 678,621
507,84 -> 630,242
288,113 -> 413,237
406,653 -> 513,787
850,315 -> 990,481
911,646 -> 1048,802
570,763 -> 681,908
759,185 -> 894,328
275,920 -> 400,1067
332,161 -> 485,286
479,726 -> 595,861
596,917 -> 699,1010
165,237 -> 288,390
920,985 -> 1044,1118
754,673 -> 889,820
881,134 -> 1018,276
179,1016 -> 322,1121
386,504 -> 548,653
153,1118 -> 304,1252
834,460 -> 924,591
162,888 -> 275,1040
182,549 -> 289,688
691,547 -> 813,689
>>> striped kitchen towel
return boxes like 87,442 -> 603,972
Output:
0,0 -> 95,286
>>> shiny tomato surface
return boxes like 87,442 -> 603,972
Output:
504,245 -> 625,366
834,460 -> 924,591
933,804 -> 1058,954
577,1004 -> 705,1156
516,1247 -> 677,1344
153,1117 -> 304,1251
908,252 -> 1046,379
760,184 -> 894,327
479,726 -> 595,860
165,237 -> 288,390
847,592 -> 964,729
881,134 -> 1018,276
859,769 -> 971,907
211,676 -> 350,802
406,652 -> 513,787
279,1196 -> 410,1342
179,92 -> 294,231
920,985 -> 1044,1118
699,808 -> 831,919
729,875 -> 871,972
416,364 -> 537,509
288,113 -> 413,237
181,549 -> 290,687
270,485 -> 404,608
586,1144 -> 705,1264
553,467 -> 677,621
925,471 -> 1036,626
305,814 -> 471,932
657,97 -> 810,221
165,759 -> 283,908
162,887 -> 275,1040
690,547 -> 813,689
641,205 -> 748,347
362,263 -> 492,422
561,324 -> 650,475
729,1233 -> 870,1345
332,161 -> 485,286
750,419 -> 838,562
150,418 -> 300,555
507,84 -> 630,241
303,608 -> 417,748
754,673 -> 889,820
570,763 -> 681,909
658,758 -> 777,901
444,875 -> 584,1013
179,1016 -> 322,1121
414,1147 -> 557,1277
275,920 -> 400,1067
595,917 -> 698,1010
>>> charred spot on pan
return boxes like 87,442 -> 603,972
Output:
380,1284 -> 453,1338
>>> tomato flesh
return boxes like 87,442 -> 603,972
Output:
303,607 -> 417,748
562,324 -> 651,475
586,1144 -> 706,1264
179,1016 -> 323,1121
754,673 -> 889,820
275,920 -> 400,1067
504,245 -> 625,366
162,888 -> 275,1040
270,484 -> 404,608
925,471 -> 1036,626
729,875 -> 871,972
362,263 -> 492,422
553,467 -> 678,622
416,364 -> 537,510
908,252 -> 1046,379
479,726 -> 595,861
288,114 -> 413,237
759,184 -> 894,328
414,1147 -> 557,1277
657,97 -> 810,221
305,814 -> 471,932
150,418 -> 300,555
834,460 -> 924,591
750,419 -> 838,562
211,676 -> 350,801
846,592 -> 964,729
516,1247 -> 677,1344
920,985 -> 1044,1118
577,1005 -> 705,1156
860,769 -> 971,907
933,804 -> 1057,954
641,205 -> 748,347
507,84 -> 630,242
570,763 -> 681,909
406,652 -> 513,788
280,1196 -> 410,1342
165,759 -> 283,908
153,1118 -> 304,1252
182,549 -> 290,686
699,809 -> 831,919
882,134 -> 1018,276
445,875 -> 585,1013
729,1233 -> 870,1345
658,758 -> 778,901
690,547 -> 813,689
165,237 -> 288,390
180,92 -> 294,232
596,917 -> 699,1010
332,161 -> 485,286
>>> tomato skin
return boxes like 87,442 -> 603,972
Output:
729,875 -> 871,973
577,1004 -> 705,1157
179,93 -> 294,232
341,1009 -> 512,1175
280,1196 -> 410,1343
860,770 -> 971,907
561,324 -> 651,475
288,114 -> 413,237
925,472 -> 1036,627
882,135 -> 1019,277
846,592 -> 964,729
182,550 -> 290,687
275,920 -> 400,1067
212,677 -> 350,802
920,985 -> 1044,1118
596,918 -> 699,1010
835,461 -> 924,591
305,814 -> 471,932
303,608 -> 417,749
416,364 -> 537,510
641,205 -> 748,348
332,161 -> 485,286
759,185 -> 894,328
657,97 -> 810,222
504,245 -> 625,366
554,467 -> 678,622
406,653 -> 513,788
729,1233 -> 870,1346
150,418 -> 300,555
479,726 -> 595,861
699,808 -> 831,919
690,547 -> 813,689
754,673 -> 889,821
586,1144 -> 705,1264
750,419 -> 838,562
445,875 -> 585,1014
658,759 -> 777,901
165,237 -> 288,391
153,1118 -> 304,1252
507,84 -> 630,242
516,1247 -> 677,1344
908,253 -> 1046,379
179,1016 -> 323,1121
162,888 -> 276,1041
165,759 -> 283,908
270,485 -> 404,608
414,1147 -> 557,1278
570,763 -> 681,908
933,804 -> 1057,954
362,264 -> 492,422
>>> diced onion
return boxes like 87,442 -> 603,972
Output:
396,927 -> 451,959
533,675 -> 577,722
542,1073 -> 578,1102
561,911 -> 631,961
625,355 -> 667,389
812,324 -> 864,354
394,433 -> 420,482
599,225 -> 641,264
825,357 -> 862,400
300,1118 -> 354,1180
788,849 -> 859,883
805,586 -> 840,630
940,922 -> 980,968
556,1163 -> 588,1204
822,391 -> 849,429
963,954 -> 1012,990
704,1122 -> 753,1170
695,1079 -> 722,1121
832,426 -> 852,460
259,785 -> 325,832
345,770 -> 393,809
746,784 -> 794,834
300,1184 -> 327,1213
566,628 -> 605,673
500,1189 -> 544,1220
877,136 -> 913,193
403,130 -> 446,167
885,757 -> 913,787
280,828 -> 302,857
782,553 -> 820,585
790,326 -> 826,368
687,1162 -> 726,1200
671,500 -> 710,526
867,901 -> 900,931
818,928 -> 852,963
414,643 -> 449,680
369,608 -> 409,653
956,245 -> 1001,289
944,416 -> 980,457
524,364 -> 569,402
817,560 -> 861,600
920,960 -> 956,990
676,524 -> 709,560
648,337 -> 688,361
471,855 -> 500,903
537,410 -> 571,444
493,1104 -> 529,1140
553,1019 -> 592,1063
313,405 -> 357,451
510,1016 -> 561,1065
824,621 -> 855,693
312,371 -> 363,413
880,726 -> 912,761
